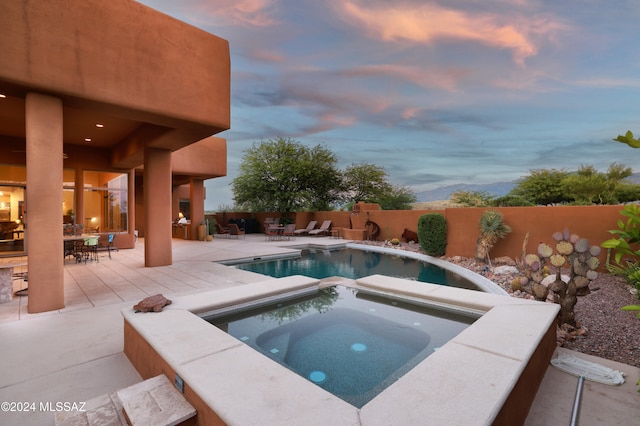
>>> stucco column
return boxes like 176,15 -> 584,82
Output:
128,169 -> 136,241
26,93 -> 64,313
189,178 -> 205,240
144,147 -> 172,266
75,166 -> 84,231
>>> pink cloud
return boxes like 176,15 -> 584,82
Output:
338,1 -> 563,66
193,0 -> 278,27
341,64 -> 470,91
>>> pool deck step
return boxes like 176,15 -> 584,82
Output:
55,375 -> 195,426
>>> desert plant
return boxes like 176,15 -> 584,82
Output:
516,228 -> 599,327
418,213 -> 447,256
475,210 -> 511,265
602,204 -> 640,323
602,204 -> 640,265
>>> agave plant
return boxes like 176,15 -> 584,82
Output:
475,210 -> 512,265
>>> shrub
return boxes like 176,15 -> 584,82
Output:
475,210 -> 511,264
418,213 -> 447,256
491,195 -> 534,207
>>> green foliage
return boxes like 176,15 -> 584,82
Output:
341,163 -> 392,205
377,185 -> 417,210
475,210 -> 511,263
614,182 -> 640,203
450,190 -> 494,207
418,213 -> 447,256
601,204 -> 640,265
509,169 -> 570,205
613,130 -> 640,148
622,305 -> 640,319
563,163 -> 632,205
602,205 -> 640,330
508,164 -> 633,206
491,195 -> 534,207
563,165 -> 610,204
231,137 -> 341,213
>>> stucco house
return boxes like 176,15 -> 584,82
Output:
0,0 -> 231,312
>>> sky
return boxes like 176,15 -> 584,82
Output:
137,0 -> 640,210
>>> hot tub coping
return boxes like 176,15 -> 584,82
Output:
123,275 -> 559,425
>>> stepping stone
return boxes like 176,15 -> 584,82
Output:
117,375 -> 195,426
54,392 -> 127,426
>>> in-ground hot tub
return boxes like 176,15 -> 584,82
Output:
123,274 -> 559,425
203,284 -> 479,408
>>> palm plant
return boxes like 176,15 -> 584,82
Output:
475,210 -> 512,266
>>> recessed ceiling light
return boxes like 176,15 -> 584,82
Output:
85,138 -> 92,142
96,123 -> 104,128
0,94 -> 6,98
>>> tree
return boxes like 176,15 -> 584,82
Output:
377,185 -> 417,210
231,137 -> 341,213
615,182 -> 640,203
563,165 -> 611,204
450,190 -> 494,207
341,163 -> 393,206
508,169 -> 570,205
563,163 -> 632,205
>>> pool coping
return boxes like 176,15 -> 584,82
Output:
220,242 -> 510,296
123,274 -> 559,425
346,243 -> 510,295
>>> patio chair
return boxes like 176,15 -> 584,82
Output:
228,223 -> 245,239
308,220 -> 332,237
82,236 -> 100,263
294,220 -> 317,235
265,223 -> 281,241
97,233 -> 117,259
216,223 -> 230,238
282,223 -> 296,240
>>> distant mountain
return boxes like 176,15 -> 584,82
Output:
415,182 -> 517,202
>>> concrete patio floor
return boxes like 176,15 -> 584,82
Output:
0,235 -> 638,425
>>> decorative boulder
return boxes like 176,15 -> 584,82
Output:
134,294 -> 172,313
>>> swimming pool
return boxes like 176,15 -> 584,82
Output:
204,285 -> 477,408
232,247 -> 480,291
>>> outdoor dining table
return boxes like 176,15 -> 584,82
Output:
266,225 -> 285,241
64,234 -> 100,262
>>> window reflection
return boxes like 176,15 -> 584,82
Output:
0,164 -> 26,253
0,185 -> 25,253
83,171 -> 128,233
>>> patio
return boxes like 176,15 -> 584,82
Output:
0,235 -> 638,425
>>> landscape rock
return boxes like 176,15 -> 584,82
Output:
133,294 -> 172,313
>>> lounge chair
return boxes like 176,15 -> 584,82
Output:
294,220 -> 317,235
216,223 -> 230,238
308,220 -> 331,236
228,223 -> 245,239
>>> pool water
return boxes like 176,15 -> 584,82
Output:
234,248 -> 479,291
204,285 -> 477,408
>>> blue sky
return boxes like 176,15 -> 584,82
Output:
137,0 -> 640,210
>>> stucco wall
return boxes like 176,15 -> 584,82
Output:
1,0 -> 230,131
217,205 -> 626,267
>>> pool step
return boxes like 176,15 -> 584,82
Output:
55,374 -> 196,426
